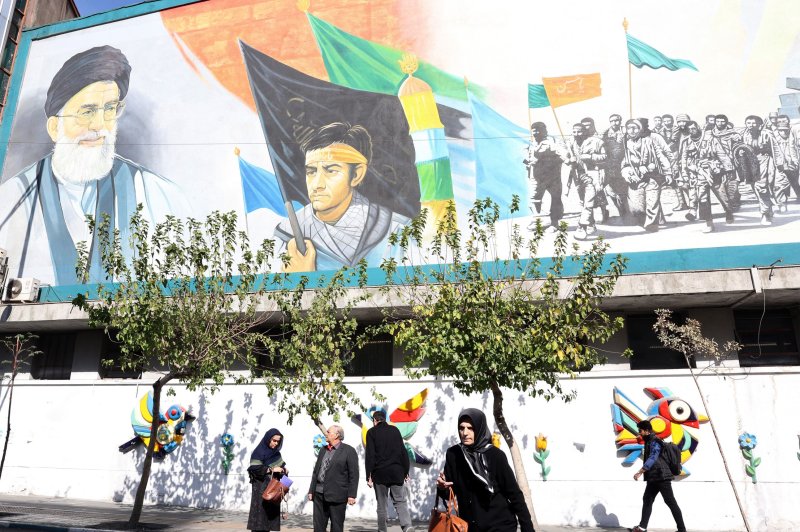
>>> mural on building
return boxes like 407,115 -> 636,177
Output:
120,391 -> 195,459
611,386 -> 708,475
352,388 -> 432,466
1,0 -> 799,286
738,432 -> 760,484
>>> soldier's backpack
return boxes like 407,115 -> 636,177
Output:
661,440 -> 683,476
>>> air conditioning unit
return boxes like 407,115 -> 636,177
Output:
0,248 -> 7,290
3,277 -> 40,303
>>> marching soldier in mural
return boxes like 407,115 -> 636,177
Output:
0,45 -> 185,286
775,122 -> 800,203
565,123 -> 607,239
741,115 -> 781,224
682,121 -> 733,232
276,122 -> 409,272
621,119 -> 673,232
672,114 -> 695,213
706,114 -> 742,212
524,122 -> 566,231
602,113 -> 629,219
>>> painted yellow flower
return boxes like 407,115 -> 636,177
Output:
492,432 -> 502,448
535,433 -> 548,452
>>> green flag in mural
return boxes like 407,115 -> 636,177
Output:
306,12 -> 485,101
527,83 -> 550,108
626,34 -> 698,71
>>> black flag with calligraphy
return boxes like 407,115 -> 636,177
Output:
239,40 -> 421,219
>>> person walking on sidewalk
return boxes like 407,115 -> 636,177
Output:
307,425 -> 359,532
629,420 -> 687,532
365,410 -> 415,532
247,428 -> 287,531
436,408 -> 535,532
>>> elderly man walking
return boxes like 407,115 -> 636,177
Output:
366,410 -> 415,532
308,425 -> 359,532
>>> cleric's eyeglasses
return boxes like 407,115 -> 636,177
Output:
57,101 -> 125,125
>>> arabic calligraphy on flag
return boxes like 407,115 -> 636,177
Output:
542,73 -> 601,108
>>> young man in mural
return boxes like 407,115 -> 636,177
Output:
276,122 -> 409,273
683,121 -> 734,232
0,45 -> 185,286
524,122 -> 565,231
564,123 -> 606,239
742,115 -> 783,223
775,123 -> 800,203
602,113 -> 629,220
672,114 -> 696,214
630,420 -> 687,532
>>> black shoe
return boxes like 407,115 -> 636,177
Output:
685,212 -> 696,221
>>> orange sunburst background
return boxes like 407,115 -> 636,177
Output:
160,0 -> 425,110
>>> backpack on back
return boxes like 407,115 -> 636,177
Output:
661,440 -> 683,475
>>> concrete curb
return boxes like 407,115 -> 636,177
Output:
0,521 -> 117,532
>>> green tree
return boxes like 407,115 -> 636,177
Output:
72,207 -> 278,528
256,263 -> 381,431
0,333 -> 39,482
379,198 -> 627,526
652,309 -> 750,532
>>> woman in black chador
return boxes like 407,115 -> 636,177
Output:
247,428 -> 286,531
436,408 -> 535,532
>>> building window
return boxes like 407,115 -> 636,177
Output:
99,331 -> 142,379
0,0 -> 26,116
626,314 -> 694,370
346,331 -> 393,377
734,308 -> 799,367
31,332 -> 75,380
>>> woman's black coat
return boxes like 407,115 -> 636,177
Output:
439,445 -> 535,532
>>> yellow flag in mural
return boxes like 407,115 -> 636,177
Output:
542,73 -> 602,108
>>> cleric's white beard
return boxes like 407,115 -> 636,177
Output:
51,123 -> 117,185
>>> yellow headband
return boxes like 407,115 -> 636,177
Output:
305,143 -> 368,165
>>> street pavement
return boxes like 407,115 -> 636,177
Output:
0,493 -> 720,531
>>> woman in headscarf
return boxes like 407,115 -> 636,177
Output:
436,408 -> 534,532
621,119 -> 673,231
247,428 -> 286,531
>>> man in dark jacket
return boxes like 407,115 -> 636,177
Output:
365,410 -> 414,532
307,425 -> 359,532
630,420 -> 686,532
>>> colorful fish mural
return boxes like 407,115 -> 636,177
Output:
611,386 -> 708,475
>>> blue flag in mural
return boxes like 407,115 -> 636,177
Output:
626,34 -> 698,71
467,93 -> 528,218
238,155 -> 287,216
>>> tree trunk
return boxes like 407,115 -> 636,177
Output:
683,354 -> 751,532
128,374 -> 173,528
312,416 -> 326,434
491,381 -> 539,530
0,374 -> 16,481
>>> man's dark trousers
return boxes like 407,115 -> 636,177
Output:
313,492 -> 347,532
639,479 -> 686,532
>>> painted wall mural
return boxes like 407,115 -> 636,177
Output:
611,386 -> 708,475
1,0 -> 800,287
351,388 -> 432,466
119,391 -> 195,459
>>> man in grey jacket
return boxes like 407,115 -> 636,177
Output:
308,425 -> 359,532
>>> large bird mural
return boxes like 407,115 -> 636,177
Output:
119,391 -> 195,458
611,386 -> 708,475
352,388 -> 432,466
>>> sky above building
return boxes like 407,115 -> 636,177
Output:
74,0 -> 143,16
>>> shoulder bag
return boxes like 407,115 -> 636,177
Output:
428,487 -> 468,532
262,476 -> 289,504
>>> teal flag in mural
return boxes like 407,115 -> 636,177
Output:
238,155 -> 287,216
468,92 -> 528,218
306,12 -> 485,101
528,84 -> 550,108
626,34 -> 698,71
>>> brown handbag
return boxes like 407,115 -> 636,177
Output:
262,476 -> 288,504
428,487 -> 468,532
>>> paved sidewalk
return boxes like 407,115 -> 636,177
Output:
0,494 -> 713,531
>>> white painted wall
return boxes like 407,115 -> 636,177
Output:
0,368 -> 797,531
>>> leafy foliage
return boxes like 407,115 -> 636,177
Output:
380,197 -> 627,401
653,308 -> 741,363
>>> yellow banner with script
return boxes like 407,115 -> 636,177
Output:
542,73 -> 602,108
